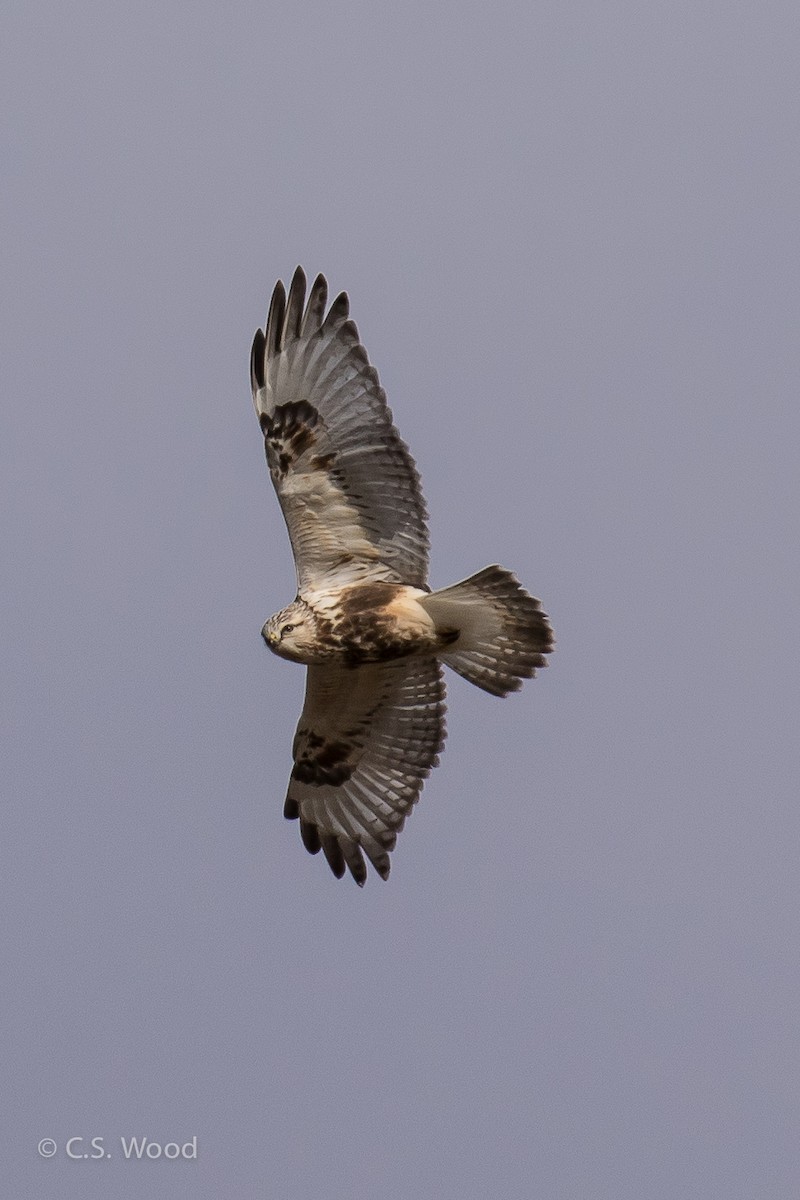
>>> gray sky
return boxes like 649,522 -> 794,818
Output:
3,3 -> 799,1197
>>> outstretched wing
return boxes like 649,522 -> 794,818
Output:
251,268 -> 429,592
283,657 -> 446,884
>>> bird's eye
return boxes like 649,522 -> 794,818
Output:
281,624 -> 295,636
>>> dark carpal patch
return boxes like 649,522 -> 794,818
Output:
310,452 -> 337,471
292,734 -> 354,786
261,400 -> 322,478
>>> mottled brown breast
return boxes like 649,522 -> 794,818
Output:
330,582 -> 440,665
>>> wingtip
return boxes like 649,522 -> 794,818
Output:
262,268 -> 337,352
300,816 -> 322,855
302,272 -> 329,334
284,267 -> 308,341
265,278 -> 286,356
320,832 -> 347,878
323,288 -> 350,330
250,326 -> 266,393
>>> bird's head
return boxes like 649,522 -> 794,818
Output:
262,601 -> 318,663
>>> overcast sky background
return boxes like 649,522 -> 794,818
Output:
3,3 -> 799,1197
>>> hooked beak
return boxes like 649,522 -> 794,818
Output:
262,626 -> 277,648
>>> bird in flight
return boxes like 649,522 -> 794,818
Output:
250,268 -> 553,885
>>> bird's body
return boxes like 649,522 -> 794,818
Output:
251,268 -> 553,884
263,581 -> 445,666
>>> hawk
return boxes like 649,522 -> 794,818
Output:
250,268 -> 554,885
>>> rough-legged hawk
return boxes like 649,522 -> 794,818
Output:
250,268 -> 553,885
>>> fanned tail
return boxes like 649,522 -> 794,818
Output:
421,566 -> 554,697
